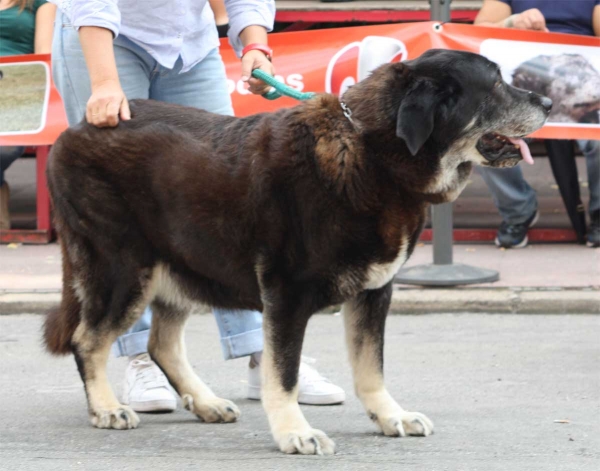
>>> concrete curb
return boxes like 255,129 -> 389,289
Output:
0,292 -> 62,315
1,287 -> 599,315
390,287 -> 600,314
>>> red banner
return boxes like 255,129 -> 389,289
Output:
223,22 -> 600,140
1,22 -> 598,145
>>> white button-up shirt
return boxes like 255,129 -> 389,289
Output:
52,0 -> 275,72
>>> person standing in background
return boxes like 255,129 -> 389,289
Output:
0,0 -> 56,229
475,0 -> 600,248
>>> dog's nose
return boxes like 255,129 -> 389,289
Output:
540,96 -> 553,113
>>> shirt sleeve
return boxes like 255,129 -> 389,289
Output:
224,0 -> 275,58
70,0 -> 121,38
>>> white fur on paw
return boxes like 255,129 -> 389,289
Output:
182,394 -> 240,423
369,410 -> 434,437
279,429 -> 335,455
90,405 -> 140,430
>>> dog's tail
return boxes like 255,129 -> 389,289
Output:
43,239 -> 81,355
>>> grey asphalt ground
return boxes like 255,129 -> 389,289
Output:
0,314 -> 598,471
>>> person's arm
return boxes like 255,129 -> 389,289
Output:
239,25 -> 274,95
67,0 -> 128,127
225,0 -> 275,95
593,4 -> 600,36
78,26 -> 130,127
209,0 -> 229,26
34,2 -> 57,54
475,0 -> 548,31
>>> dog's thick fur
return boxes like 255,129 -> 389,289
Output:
44,50 -> 549,455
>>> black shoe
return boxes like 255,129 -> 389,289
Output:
587,211 -> 600,248
495,210 -> 539,249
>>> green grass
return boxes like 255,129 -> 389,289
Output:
0,63 -> 47,133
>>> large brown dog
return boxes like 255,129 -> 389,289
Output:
44,50 -> 550,455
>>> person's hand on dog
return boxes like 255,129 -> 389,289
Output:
512,8 -> 549,32
86,79 -> 131,128
241,49 -> 275,95
77,26 -> 131,128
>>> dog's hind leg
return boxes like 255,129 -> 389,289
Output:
343,283 -> 434,437
73,321 -> 140,430
148,298 -> 240,423
71,265 -> 153,430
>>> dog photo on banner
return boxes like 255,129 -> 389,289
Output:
480,40 -> 600,126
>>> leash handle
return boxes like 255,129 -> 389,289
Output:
251,69 -> 316,101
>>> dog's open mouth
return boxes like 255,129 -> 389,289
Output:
476,133 -> 534,165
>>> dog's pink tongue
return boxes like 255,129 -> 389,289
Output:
508,137 -> 534,165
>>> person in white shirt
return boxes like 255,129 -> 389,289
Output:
51,0 -> 346,413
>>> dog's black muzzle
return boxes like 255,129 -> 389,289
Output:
539,96 -> 553,114
477,87 -> 551,166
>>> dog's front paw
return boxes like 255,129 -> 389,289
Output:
369,410 -> 434,437
182,394 -> 240,423
278,428 -> 335,455
90,405 -> 140,430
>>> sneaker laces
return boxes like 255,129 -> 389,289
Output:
499,211 -> 538,236
498,220 -> 526,235
299,356 -> 331,385
131,356 -> 169,389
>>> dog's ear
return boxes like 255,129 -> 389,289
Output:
396,80 -> 439,156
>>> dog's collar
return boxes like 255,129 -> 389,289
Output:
340,101 -> 354,125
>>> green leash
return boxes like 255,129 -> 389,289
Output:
251,69 -> 316,101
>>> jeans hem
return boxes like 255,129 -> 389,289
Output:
112,330 -> 150,357
220,327 -> 263,360
504,205 -> 538,226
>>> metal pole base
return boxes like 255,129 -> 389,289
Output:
395,263 -> 499,287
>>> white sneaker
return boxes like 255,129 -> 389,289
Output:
247,356 -> 346,405
121,354 -> 177,412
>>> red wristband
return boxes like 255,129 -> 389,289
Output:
242,43 -> 273,61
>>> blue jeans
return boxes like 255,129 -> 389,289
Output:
579,140 -> 600,215
478,139 -> 600,223
52,11 -> 263,360
0,146 -> 24,186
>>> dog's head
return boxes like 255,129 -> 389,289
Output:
342,49 -> 551,200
